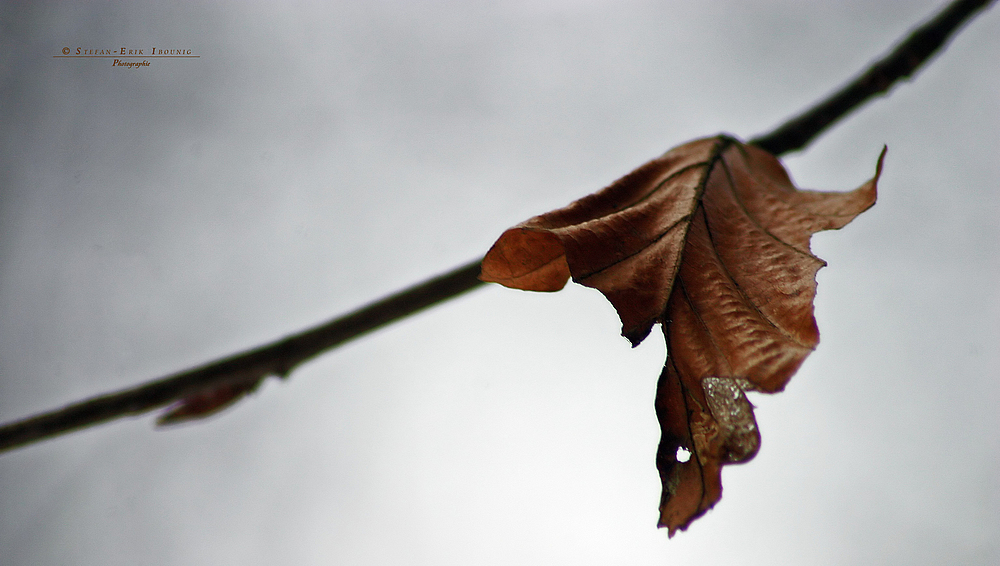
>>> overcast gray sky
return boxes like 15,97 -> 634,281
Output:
1,1 -> 998,565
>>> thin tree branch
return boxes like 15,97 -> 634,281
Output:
750,0 -> 994,155
0,0 -> 993,454
0,262 -> 484,452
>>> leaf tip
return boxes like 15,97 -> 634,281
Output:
662,523 -> 680,538
876,145 -> 887,179
866,144 -> 887,198
623,324 -> 654,348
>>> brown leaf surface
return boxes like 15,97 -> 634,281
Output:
481,135 -> 883,535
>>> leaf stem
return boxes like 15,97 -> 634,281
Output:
0,0 -> 993,454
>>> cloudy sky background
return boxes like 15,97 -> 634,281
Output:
1,1 -> 998,564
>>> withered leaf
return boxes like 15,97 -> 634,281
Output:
481,135 -> 883,535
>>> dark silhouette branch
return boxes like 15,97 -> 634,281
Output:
0,262 -> 484,451
751,0 -> 994,155
0,0 -> 993,454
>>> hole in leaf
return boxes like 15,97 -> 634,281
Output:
676,446 -> 691,463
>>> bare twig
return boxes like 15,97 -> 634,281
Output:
751,0 -> 994,155
0,0 -> 993,454
0,262 -> 484,452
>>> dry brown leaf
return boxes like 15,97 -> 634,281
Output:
481,135 -> 883,535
